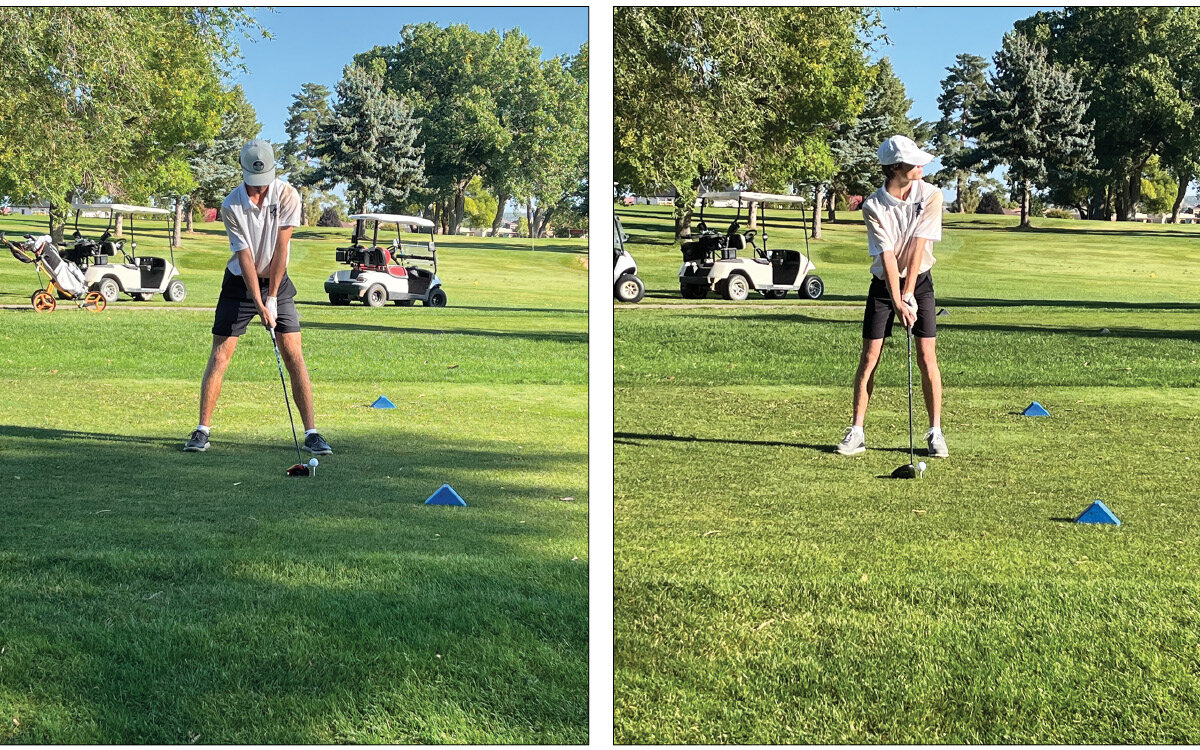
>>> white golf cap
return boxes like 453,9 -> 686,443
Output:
240,139 -> 276,186
878,135 -> 935,167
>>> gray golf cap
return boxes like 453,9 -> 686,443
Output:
240,139 -> 276,186
878,135 -> 935,167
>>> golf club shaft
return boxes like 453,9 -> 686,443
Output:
269,328 -> 303,464
908,325 -> 914,467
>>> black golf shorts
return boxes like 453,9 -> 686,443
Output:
212,269 -> 301,337
862,271 -> 936,340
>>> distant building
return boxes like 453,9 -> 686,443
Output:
8,200 -> 51,215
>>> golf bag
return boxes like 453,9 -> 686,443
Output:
17,235 -> 90,298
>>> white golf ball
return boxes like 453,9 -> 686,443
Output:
917,461 -> 927,472
309,458 -> 318,468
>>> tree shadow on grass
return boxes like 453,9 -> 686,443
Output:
0,423 -> 588,743
946,221 -> 1200,239
300,320 -> 586,344
293,300 -> 586,316
614,431 -> 834,453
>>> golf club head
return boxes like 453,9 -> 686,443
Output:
891,463 -> 919,479
286,463 -> 311,478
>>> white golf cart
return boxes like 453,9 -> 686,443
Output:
68,203 -> 186,303
613,214 -> 644,303
324,213 -> 446,307
677,190 -> 824,302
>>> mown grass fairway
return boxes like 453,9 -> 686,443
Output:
614,204 -> 1200,743
0,215 -> 587,743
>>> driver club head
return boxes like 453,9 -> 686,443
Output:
286,463 -> 312,478
891,463 -> 919,479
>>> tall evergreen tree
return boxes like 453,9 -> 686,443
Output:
279,83 -> 331,225
307,61 -> 424,214
932,54 -> 989,212
188,85 -> 261,227
963,32 -> 1094,228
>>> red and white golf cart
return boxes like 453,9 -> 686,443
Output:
324,213 -> 446,307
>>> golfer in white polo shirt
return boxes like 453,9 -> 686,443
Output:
184,139 -> 332,455
836,135 -> 947,459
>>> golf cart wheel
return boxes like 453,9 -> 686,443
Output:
164,280 -> 186,302
31,290 -> 55,313
723,273 -> 750,302
679,282 -> 707,299
425,288 -> 447,307
615,273 -> 645,303
364,284 -> 388,307
84,291 -> 106,312
394,299 -> 415,306
799,274 -> 824,300
764,289 -> 788,300
328,294 -> 351,306
97,277 -> 120,303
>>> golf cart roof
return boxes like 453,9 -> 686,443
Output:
700,191 -> 806,205
71,202 -> 171,215
349,213 -> 435,228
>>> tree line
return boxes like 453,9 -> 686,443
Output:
0,11 -> 588,243
614,6 -> 1200,236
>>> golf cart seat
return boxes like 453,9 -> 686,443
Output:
725,233 -> 746,255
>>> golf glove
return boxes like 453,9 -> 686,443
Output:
903,293 -> 918,316
266,295 -> 278,319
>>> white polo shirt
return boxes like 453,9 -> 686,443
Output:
221,179 -> 302,276
862,179 -> 943,280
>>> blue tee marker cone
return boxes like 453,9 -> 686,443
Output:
425,484 -> 466,506
371,395 -> 396,409
1076,500 -> 1120,525
1023,401 -> 1051,417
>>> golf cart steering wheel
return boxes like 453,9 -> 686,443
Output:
743,229 -> 756,244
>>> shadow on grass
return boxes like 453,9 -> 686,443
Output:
294,300 -> 586,315
946,220 -> 1200,239
0,423 -> 588,743
300,320 -> 586,344
614,431 -> 835,453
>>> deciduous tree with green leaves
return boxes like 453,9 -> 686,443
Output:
188,85 -> 262,231
614,7 -> 878,238
963,32 -> 1094,228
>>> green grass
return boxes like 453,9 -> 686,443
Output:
614,205 -> 1200,743
0,215 -> 588,743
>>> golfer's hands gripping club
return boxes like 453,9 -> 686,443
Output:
894,294 -> 918,330
259,295 -> 278,330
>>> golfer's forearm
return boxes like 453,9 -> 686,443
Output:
267,229 -> 293,297
882,252 -> 904,303
238,249 -> 265,306
902,239 -> 925,295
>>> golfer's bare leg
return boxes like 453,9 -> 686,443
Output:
277,330 -> 316,431
199,335 -> 239,426
916,336 -> 942,428
851,338 -> 885,427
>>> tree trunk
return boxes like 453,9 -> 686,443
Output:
490,193 -> 508,236
298,186 -> 311,225
747,202 -> 757,230
1170,173 -> 1190,223
674,207 -> 693,239
173,199 -> 183,247
185,201 -> 194,233
812,185 -> 824,239
450,187 -> 466,235
432,201 -> 441,235
536,207 -> 555,238
1020,180 -> 1031,228
827,191 -> 837,222
115,213 -> 124,238
526,199 -> 534,242
956,174 -> 967,212
49,199 -> 66,245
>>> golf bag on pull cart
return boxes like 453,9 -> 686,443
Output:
3,232 -> 106,312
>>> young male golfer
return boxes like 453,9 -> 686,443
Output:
836,135 -> 947,458
183,139 -> 332,455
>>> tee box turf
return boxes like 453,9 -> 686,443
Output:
1076,500 -> 1120,525
425,484 -> 466,506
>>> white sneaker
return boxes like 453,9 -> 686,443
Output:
926,427 -> 948,458
836,426 -> 866,456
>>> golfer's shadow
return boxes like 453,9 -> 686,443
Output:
613,431 -> 836,452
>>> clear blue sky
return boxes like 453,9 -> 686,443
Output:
230,7 -> 589,146
873,7 -> 1058,184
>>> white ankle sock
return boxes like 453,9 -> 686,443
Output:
197,425 -> 210,434
304,428 -> 318,437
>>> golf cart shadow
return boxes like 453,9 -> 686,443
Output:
613,431 -> 838,453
